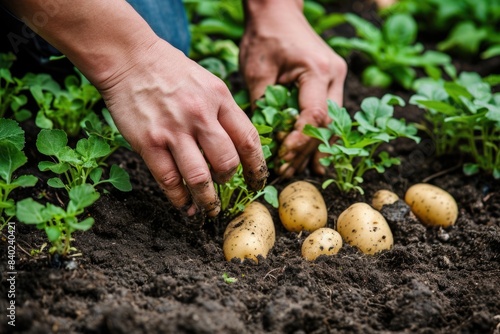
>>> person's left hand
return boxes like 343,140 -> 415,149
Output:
239,1 -> 347,177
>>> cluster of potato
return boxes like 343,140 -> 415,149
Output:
223,181 -> 458,263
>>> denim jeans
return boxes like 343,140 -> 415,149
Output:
128,0 -> 191,55
0,0 -> 191,66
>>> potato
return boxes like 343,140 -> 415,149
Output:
372,189 -> 399,211
404,183 -> 458,227
223,202 -> 275,263
337,203 -> 393,255
301,228 -> 343,261
278,181 -> 328,232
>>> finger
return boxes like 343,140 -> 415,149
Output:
198,123 -> 240,184
295,75 -> 330,129
327,75 -> 345,107
218,104 -> 269,191
170,135 -> 221,217
245,67 -> 279,107
141,147 -> 191,212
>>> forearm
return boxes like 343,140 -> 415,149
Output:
1,0 -> 160,88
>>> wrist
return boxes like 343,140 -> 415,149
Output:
243,0 -> 304,25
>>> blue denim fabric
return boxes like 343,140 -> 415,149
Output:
128,0 -> 191,55
0,0 -> 191,64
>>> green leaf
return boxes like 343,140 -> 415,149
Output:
16,198 -> 47,224
76,136 -> 111,160
463,163 -> 479,176
69,217 -> 94,231
11,175 -> 38,187
45,226 -> 61,242
481,44 -> 500,59
35,111 -> 54,130
261,185 -> 278,208
0,118 -> 25,150
327,100 -> 352,136
264,85 -> 289,108
415,100 -> 457,115
68,184 -> 100,211
437,21 -> 488,55
0,142 -> 27,183
344,13 -> 382,42
89,168 -> 103,184
303,125 -> 331,145
383,13 -> 417,46
47,178 -> 66,188
362,66 -> 392,88
107,165 -> 132,192
38,161 -> 70,174
36,129 -> 68,156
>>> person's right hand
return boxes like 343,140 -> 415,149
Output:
96,39 -> 268,217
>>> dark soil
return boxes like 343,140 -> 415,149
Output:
1,2 -> 500,334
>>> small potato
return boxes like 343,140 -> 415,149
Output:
279,181 -> 327,232
337,203 -> 393,255
372,189 -> 399,211
404,183 -> 458,227
223,202 -> 275,263
301,228 -> 343,261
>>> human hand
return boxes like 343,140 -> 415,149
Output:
98,39 -> 268,217
240,0 -> 347,178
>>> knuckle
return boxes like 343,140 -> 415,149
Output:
184,167 -> 212,188
238,126 -> 262,155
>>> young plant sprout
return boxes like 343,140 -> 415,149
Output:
0,118 -> 38,231
303,94 -> 421,194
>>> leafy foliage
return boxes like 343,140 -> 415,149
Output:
410,71 -> 500,178
16,184 -> 99,255
30,69 -> 102,137
0,118 -> 38,231
251,85 -> 299,165
36,129 -> 132,192
328,13 -> 451,89
304,94 -> 420,194
380,0 -> 500,58
0,53 -> 33,122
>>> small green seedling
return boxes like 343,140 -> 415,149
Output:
222,272 -> 238,284
0,53 -> 32,122
81,108 -> 132,154
0,118 -> 38,231
380,0 -> 500,59
328,13 -> 451,89
30,69 -> 102,137
304,94 -> 421,194
251,85 -> 299,166
16,184 -> 100,256
36,128 -> 132,192
410,71 -> 500,178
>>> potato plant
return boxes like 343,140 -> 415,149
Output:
328,13 -> 451,89
380,0 -> 500,58
0,118 -> 38,231
36,129 -> 132,192
16,184 -> 100,256
303,94 -> 421,194
0,53 -> 35,122
410,71 -> 500,178
30,69 -> 102,137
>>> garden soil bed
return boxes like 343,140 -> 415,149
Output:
1,1 -> 500,333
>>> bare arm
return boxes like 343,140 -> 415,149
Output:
3,0 -> 268,217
